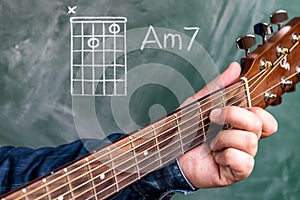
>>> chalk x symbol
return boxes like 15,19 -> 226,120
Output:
68,6 -> 77,14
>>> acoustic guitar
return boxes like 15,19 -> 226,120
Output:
1,10 -> 300,200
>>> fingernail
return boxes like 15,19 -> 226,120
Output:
210,108 -> 222,120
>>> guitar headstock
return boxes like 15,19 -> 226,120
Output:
236,10 -> 300,108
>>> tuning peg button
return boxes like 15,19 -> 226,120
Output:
254,22 -> 273,43
292,33 -> 300,44
286,86 -> 296,93
264,91 -> 277,103
236,34 -> 256,56
281,77 -> 293,90
271,96 -> 282,106
270,10 -> 288,30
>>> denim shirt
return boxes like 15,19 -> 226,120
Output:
0,134 -> 195,199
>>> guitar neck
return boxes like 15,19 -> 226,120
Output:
1,79 -> 250,200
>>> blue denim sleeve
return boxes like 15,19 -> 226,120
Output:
0,134 -> 195,199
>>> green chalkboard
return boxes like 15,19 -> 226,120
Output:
0,0 -> 299,199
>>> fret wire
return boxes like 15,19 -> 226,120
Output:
197,101 -> 206,142
64,168 -> 75,199
71,164 -> 122,200
174,113 -> 184,154
22,189 -> 28,200
86,158 -> 98,200
220,90 -> 226,107
15,81 -> 247,200
129,136 -> 141,180
152,125 -> 162,167
85,178 -> 117,200
42,178 -> 51,200
108,147 -> 119,192
67,95 -> 251,200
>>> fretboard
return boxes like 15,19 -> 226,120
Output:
1,80 -> 250,200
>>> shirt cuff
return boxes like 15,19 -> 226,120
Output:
130,159 -> 196,200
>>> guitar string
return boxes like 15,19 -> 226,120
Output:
16,72 -> 266,200
76,98 -> 251,200
14,81 -> 248,199
50,92 -> 251,200
247,69 -> 268,89
251,71 -> 299,103
16,65 -> 268,199
250,39 -> 299,95
28,83 -> 248,200
250,55 -> 286,95
52,67 -> 284,199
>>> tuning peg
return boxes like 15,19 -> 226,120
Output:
286,86 -> 296,93
264,91 -> 277,103
271,96 -> 282,106
281,77 -> 293,90
254,22 -> 273,43
236,34 -> 256,56
270,10 -> 288,31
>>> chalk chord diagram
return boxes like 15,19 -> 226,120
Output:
70,17 -> 127,96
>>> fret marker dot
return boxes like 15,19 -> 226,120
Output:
58,195 -> 64,200
85,157 -> 89,162
143,150 -> 149,156
100,173 -> 105,180
22,188 -> 27,193
64,168 -> 68,172
42,178 -> 47,183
